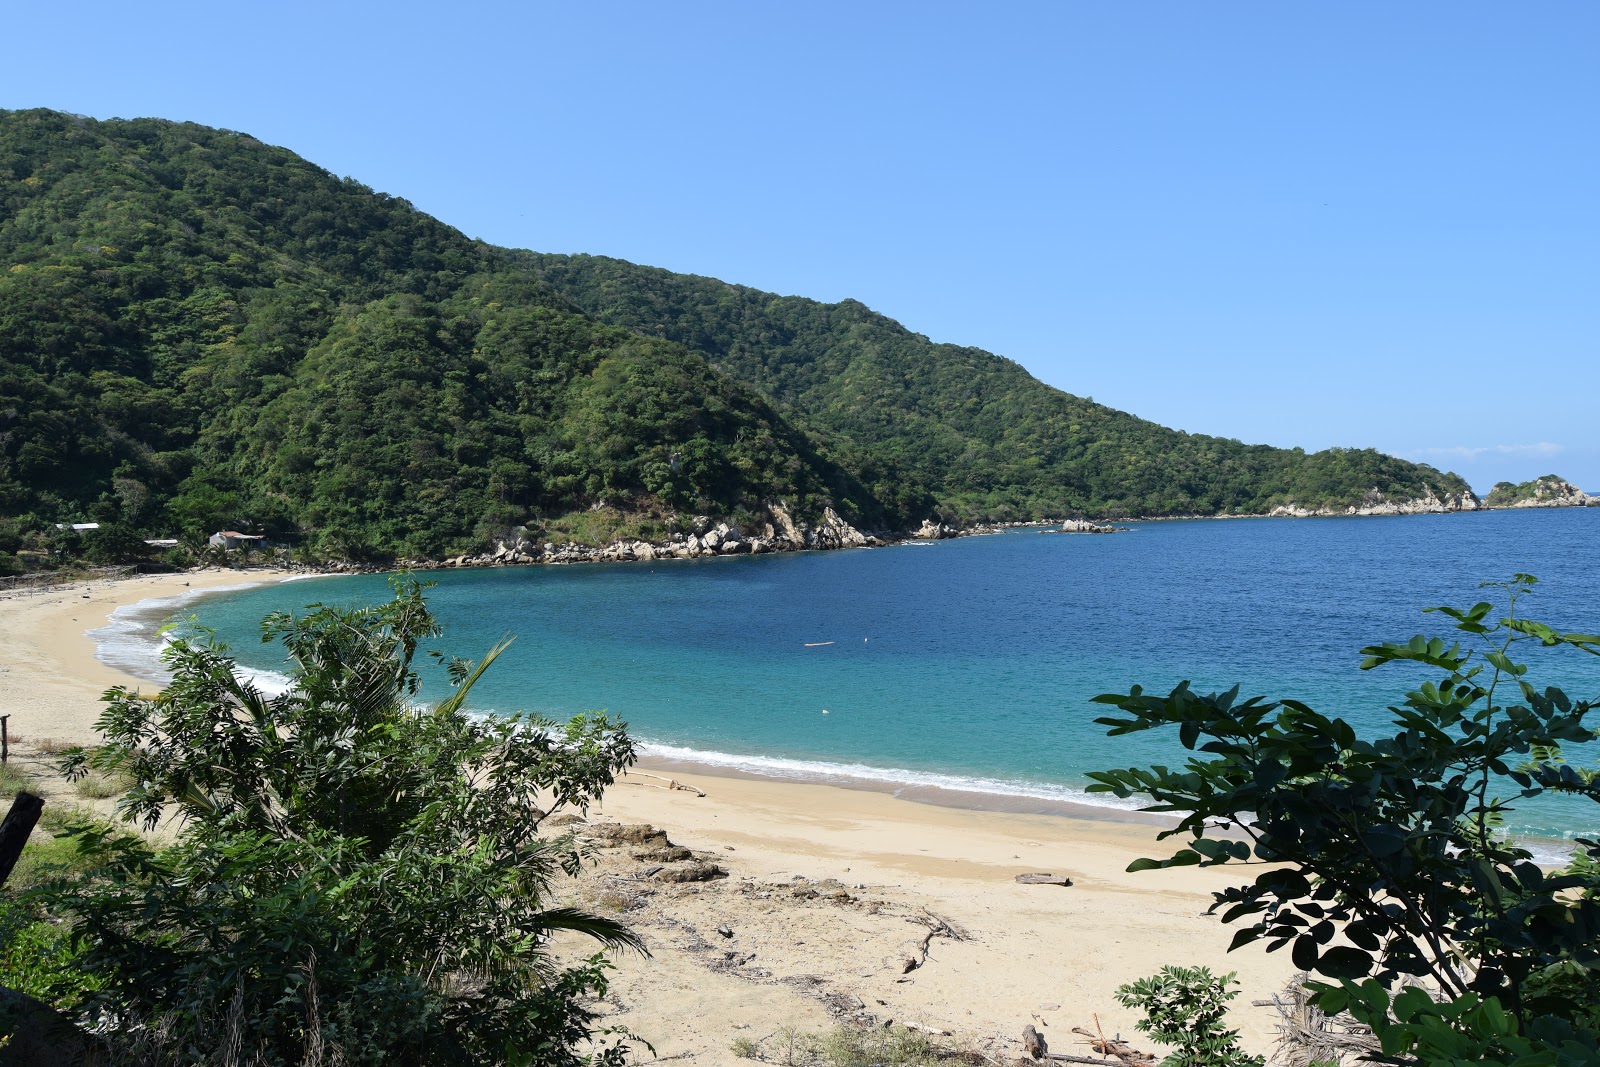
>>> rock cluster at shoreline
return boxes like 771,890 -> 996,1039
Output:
262,484 -> 1594,578
1266,479 -> 1595,519
1268,486 -> 1481,518
425,503 -> 882,571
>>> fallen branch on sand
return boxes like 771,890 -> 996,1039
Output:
1067,1026 -> 1154,1067
627,771 -> 706,797
900,909 -> 969,973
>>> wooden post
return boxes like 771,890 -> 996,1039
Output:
1,714 -> 8,763
0,791 -> 44,888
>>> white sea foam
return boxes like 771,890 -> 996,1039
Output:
88,581 -> 270,685
635,738 -> 1147,814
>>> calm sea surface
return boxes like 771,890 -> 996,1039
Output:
104,509 -> 1600,842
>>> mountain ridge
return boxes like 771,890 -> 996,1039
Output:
0,108 -> 1477,563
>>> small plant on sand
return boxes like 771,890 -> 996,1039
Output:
70,768 -> 133,799
1114,966 -> 1261,1067
0,761 -> 33,796
739,1025 -> 974,1067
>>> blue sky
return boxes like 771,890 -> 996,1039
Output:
4,2 -> 1595,492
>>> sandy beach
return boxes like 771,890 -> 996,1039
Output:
0,569 -> 1298,1064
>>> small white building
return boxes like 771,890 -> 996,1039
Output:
54,522 -> 101,532
208,531 -> 267,550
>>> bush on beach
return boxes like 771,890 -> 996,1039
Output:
1095,576 -> 1600,1066
16,576 -> 641,1065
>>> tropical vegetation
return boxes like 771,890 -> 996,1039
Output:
1091,576 -> 1600,1065
5,578 -> 640,1065
523,252 -> 1476,520
1,108 -> 1475,565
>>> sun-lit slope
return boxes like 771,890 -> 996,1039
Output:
0,109 -> 901,556
523,252 -> 1476,520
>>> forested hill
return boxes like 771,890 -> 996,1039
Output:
521,253 -> 1475,519
1,110 -> 1473,562
0,109 -> 903,558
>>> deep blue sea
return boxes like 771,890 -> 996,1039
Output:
99,509 -> 1600,843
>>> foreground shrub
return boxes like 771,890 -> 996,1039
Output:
47,577 -> 640,1066
1114,965 -> 1261,1067
1092,576 -> 1600,1064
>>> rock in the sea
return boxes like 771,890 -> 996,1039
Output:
1050,519 -> 1118,534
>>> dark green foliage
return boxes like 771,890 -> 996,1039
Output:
0,109 -> 889,556
1089,576 -> 1600,1061
522,253 -> 1476,521
2,108 -> 1474,557
1318,980 -> 1600,1067
80,521 -> 151,564
43,578 -> 641,1065
0,898 -> 100,1011
1113,966 -> 1262,1067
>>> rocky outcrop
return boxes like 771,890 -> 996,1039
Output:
760,500 -> 806,544
1483,476 -> 1593,509
421,504 -> 884,572
913,518 -> 958,540
809,507 -> 872,549
1048,519 -> 1121,534
1267,486 -> 1480,518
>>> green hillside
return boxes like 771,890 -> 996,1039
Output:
0,109 -> 899,559
0,109 -> 1475,563
521,253 -> 1475,520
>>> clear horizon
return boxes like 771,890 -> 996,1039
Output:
4,2 -> 1595,493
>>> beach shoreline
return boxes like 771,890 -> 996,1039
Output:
0,566 -> 1298,1062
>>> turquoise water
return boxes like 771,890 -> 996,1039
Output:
123,509 -> 1599,840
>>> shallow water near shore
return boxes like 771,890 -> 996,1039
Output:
117,508 -> 1599,843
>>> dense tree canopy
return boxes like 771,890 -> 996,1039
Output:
0,110 -> 896,558
1,108 -> 1474,559
523,253 -> 1476,521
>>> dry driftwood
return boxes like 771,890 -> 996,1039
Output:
1253,974 -> 1381,1067
1068,1025 -> 1155,1067
901,909 -> 969,972
1014,872 -> 1074,886
627,771 -> 706,797
1023,1023 -> 1048,1059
